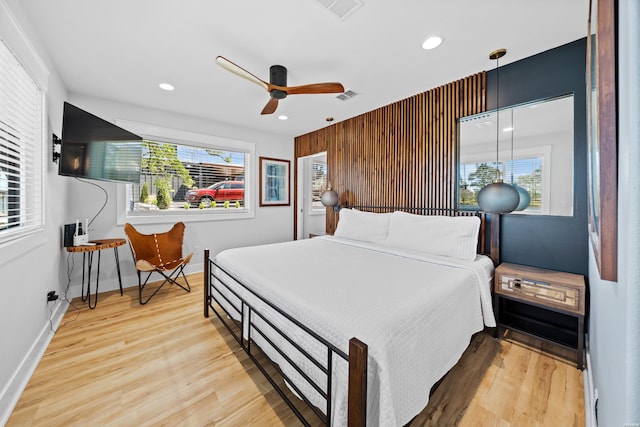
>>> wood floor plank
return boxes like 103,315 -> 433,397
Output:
8,275 -> 584,426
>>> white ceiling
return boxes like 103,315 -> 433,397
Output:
18,0 -> 588,139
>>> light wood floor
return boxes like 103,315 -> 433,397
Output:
8,274 -> 585,426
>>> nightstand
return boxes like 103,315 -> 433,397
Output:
494,262 -> 586,369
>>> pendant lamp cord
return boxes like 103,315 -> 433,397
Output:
495,54 -> 500,182
510,108 -> 515,184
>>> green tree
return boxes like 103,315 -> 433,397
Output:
467,163 -> 500,192
517,168 -> 542,204
205,149 -> 233,163
459,185 -> 476,206
142,141 -> 194,209
142,141 -> 194,187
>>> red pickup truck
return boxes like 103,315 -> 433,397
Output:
185,180 -> 244,207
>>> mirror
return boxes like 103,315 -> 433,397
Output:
457,94 -> 574,216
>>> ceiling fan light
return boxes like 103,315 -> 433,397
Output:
422,36 -> 443,50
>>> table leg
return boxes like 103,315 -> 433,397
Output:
114,247 -> 123,296
86,251 -> 96,309
87,250 -> 102,309
577,316 -> 585,370
81,253 -> 88,302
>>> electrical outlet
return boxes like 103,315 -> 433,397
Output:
46,290 -> 59,304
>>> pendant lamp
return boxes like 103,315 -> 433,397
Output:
477,48 -> 520,214
320,182 -> 340,211
508,109 -> 531,211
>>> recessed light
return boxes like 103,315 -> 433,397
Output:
159,83 -> 175,91
503,127 -> 514,132
278,115 -> 288,121
422,36 -> 443,50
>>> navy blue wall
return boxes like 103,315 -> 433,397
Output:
486,38 -> 588,276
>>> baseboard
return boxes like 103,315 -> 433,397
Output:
0,299 -> 69,426
584,340 -> 597,427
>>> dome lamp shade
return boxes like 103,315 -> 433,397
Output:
513,184 -> 531,211
320,190 -> 339,208
477,179 -> 520,213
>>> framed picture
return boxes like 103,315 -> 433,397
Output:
260,157 -> 290,206
586,0 -> 617,281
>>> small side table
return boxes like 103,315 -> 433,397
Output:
66,238 -> 126,309
494,262 -> 586,369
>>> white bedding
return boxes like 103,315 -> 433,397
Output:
211,236 -> 495,426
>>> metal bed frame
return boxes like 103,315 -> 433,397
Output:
203,207 -> 498,426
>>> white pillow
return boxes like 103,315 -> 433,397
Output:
333,209 -> 392,243
384,211 -> 480,261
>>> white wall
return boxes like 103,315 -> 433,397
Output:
0,0 -> 294,421
588,1 -> 640,425
63,94 -> 294,298
0,0 -> 70,420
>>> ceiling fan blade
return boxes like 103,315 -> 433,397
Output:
215,56 -> 269,91
276,82 -> 345,95
261,97 -> 279,115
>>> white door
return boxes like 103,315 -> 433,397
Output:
297,152 -> 327,239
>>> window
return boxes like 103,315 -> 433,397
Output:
459,154 -> 545,212
116,121 -> 255,224
309,156 -> 327,213
0,37 -> 45,244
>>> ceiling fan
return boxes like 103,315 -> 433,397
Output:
215,56 -> 345,115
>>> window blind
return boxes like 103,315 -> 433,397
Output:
0,37 -> 44,243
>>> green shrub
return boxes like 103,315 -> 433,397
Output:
140,182 -> 149,203
223,200 -> 230,209
183,202 -> 190,210
155,178 -> 171,210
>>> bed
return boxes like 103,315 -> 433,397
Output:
204,207 -> 498,426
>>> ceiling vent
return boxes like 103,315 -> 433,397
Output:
313,0 -> 363,20
336,90 -> 357,101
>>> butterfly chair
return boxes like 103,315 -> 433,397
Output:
124,222 -> 192,305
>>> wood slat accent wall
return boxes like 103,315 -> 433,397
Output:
294,72 -> 486,235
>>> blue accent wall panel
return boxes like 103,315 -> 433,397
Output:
486,38 -> 588,276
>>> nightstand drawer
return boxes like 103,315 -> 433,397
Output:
498,275 -> 581,312
495,263 -> 585,315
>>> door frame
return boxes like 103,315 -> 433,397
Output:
295,152 -> 327,240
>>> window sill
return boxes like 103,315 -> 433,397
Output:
117,209 -> 255,226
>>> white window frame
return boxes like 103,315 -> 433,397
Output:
459,145 -> 551,215
0,1 -> 49,247
308,156 -> 327,215
115,120 -> 255,225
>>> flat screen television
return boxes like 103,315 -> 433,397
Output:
59,102 -> 142,184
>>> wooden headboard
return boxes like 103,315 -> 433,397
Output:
345,205 -> 499,266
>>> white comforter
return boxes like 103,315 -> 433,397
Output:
212,236 -> 495,426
